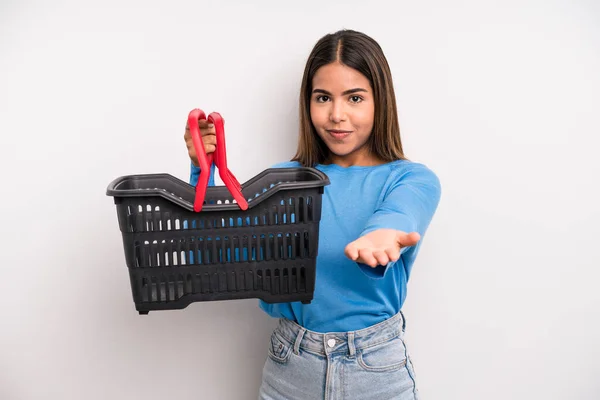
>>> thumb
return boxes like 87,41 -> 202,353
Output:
397,231 -> 420,248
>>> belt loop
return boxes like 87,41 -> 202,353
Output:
347,332 -> 356,357
400,310 -> 406,332
293,327 -> 306,355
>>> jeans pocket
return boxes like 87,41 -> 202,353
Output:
267,330 -> 293,364
357,336 -> 408,372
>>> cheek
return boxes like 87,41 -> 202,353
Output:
355,107 -> 375,130
309,104 -> 323,126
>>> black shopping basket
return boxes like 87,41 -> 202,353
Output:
106,109 -> 330,314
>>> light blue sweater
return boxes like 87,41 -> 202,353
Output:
190,160 -> 441,333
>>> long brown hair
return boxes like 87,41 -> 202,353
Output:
292,29 -> 406,167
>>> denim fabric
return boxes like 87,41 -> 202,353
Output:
258,311 -> 420,400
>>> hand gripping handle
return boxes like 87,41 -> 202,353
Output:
187,109 -> 248,212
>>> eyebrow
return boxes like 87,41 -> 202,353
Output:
312,88 -> 368,95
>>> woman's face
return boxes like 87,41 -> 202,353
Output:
310,61 -> 377,167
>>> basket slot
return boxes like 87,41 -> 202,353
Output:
178,240 -> 186,265
143,277 -> 151,301
236,269 -> 245,291
167,276 -> 174,300
285,198 -> 293,224
299,232 -> 306,258
125,206 -> 134,232
169,240 -> 177,266
252,235 -> 259,261
201,237 -> 207,264
227,270 -> 236,291
281,234 -> 287,260
145,211 -> 152,232
290,268 -> 297,292
186,274 -> 193,294
212,236 -> 219,264
273,269 -> 280,295
256,270 -> 263,290
159,241 -> 167,266
282,268 -> 289,293
165,241 -> 171,266
278,201 -> 285,225
299,267 -> 306,291
167,275 -> 174,300
234,236 -> 241,262
135,212 -> 143,232
162,211 -> 170,231
153,206 -> 161,231
273,234 -> 280,260
210,271 -> 219,292
291,233 -> 298,259
265,270 -> 271,292
137,276 -> 147,301
177,274 -> 185,298
268,235 -> 275,260
195,272 -> 205,293
242,236 -> 249,262
300,197 -> 306,223
228,236 -> 237,263
219,271 -> 228,292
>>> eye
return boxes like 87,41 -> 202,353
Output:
349,95 -> 363,103
316,95 -> 330,103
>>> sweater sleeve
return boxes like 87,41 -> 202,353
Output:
189,162 -> 216,187
357,163 -> 442,278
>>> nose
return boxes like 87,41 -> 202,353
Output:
329,100 -> 346,123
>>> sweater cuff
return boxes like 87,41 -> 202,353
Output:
357,261 -> 394,279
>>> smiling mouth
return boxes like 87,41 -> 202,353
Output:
327,130 -> 352,139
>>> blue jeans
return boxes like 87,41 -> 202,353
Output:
258,311 -> 420,400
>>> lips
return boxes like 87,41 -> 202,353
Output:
327,129 -> 352,140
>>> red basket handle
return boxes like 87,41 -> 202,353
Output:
187,109 -> 248,212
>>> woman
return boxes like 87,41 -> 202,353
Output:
185,29 -> 441,400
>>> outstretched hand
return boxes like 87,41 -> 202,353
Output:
344,229 -> 421,268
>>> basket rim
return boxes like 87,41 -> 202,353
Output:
106,167 -> 330,212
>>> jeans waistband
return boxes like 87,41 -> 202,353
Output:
275,311 -> 406,357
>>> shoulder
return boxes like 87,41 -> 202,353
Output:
270,160 -> 302,169
386,160 -> 441,192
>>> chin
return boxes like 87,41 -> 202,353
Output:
328,145 -> 356,157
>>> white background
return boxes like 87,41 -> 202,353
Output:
1,0 -> 599,399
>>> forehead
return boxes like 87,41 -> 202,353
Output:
312,62 -> 371,91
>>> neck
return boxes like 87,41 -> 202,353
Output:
326,153 -> 384,167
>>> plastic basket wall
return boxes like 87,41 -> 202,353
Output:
108,168 -> 328,314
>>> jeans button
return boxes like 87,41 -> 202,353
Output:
327,338 -> 336,348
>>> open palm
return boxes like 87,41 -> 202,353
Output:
344,229 -> 421,268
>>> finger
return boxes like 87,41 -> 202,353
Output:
344,243 -> 359,261
384,247 -> 400,262
397,231 -> 421,248
197,119 -> 214,128
186,119 -> 215,130
187,149 -> 199,167
372,250 -> 390,266
204,144 -> 216,154
358,249 -> 378,268
202,134 -> 217,146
